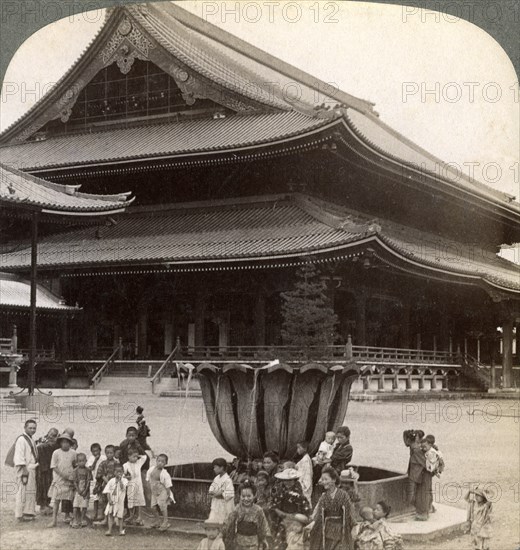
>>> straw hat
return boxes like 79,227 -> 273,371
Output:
57,433 -> 73,443
472,484 -> 491,500
340,468 -> 359,482
291,513 -> 309,525
275,468 -> 301,480
204,519 -> 222,529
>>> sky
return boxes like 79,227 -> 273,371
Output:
0,1 -> 518,201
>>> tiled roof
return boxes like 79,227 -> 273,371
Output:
0,112 -> 331,171
1,193 -> 518,293
0,163 -> 133,213
133,3 -> 375,115
344,109 -> 511,204
0,273 -> 75,310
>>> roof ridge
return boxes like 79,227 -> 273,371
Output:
158,2 -> 376,115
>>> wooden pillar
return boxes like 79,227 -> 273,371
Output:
28,211 -> 39,395
254,293 -> 266,346
355,293 -> 367,347
400,300 -> 410,349
60,316 -> 69,360
392,370 -> 399,391
138,310 -> 148,358
405,369 -> 413,391
502,318 -> 513,389
194,294 -> 205,347
164,323 -> 174,355
377,370 -> 385,392
11,324 -> 18,353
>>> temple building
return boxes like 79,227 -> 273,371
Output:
0,2 -> 519,389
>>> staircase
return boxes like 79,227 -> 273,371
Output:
460,356 -> 490,391
0,392 -> 39,418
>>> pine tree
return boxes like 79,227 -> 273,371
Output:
281,264 -> 338,356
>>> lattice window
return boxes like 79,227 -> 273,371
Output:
40,59 -> 223,136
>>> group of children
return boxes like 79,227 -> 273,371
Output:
35,406 -> 176,535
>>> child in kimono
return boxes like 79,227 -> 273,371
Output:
313,432 -> 336,465
146,453 -> 174,531
352,507 -> 380,550
222,480 -> 271,550
136,405 -> 151,449
465,485 -> 492,550
36,428 -> 59,516
103,464 -> 128,536
123,449 -> 147,525
422,435 -> 444,477
71,453 -> 92,528
197,520 -> 226,550
95,445 -> 119,525
87,442 -> 106,521
48,433 -> 77,528
285,513 -> 309,550
208,457 -> 235,524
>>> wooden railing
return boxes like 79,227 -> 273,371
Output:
151,338 -> 180,394
90,343 -> 122,389
172,344 -> 459,364
18,348 -> 56,361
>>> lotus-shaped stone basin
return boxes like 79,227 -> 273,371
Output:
196,362 -> 359,459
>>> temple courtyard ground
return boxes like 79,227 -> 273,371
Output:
0,394 -> 518,550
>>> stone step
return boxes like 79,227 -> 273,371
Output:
94,376 -> 154,394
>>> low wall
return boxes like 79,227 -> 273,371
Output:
166,463 -> 412,520
14,388 -> 110,412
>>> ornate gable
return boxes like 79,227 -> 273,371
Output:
1,6 -> 287,145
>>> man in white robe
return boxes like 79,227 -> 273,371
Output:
14,418 -> 39,520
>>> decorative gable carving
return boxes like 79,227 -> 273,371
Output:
99,18 -> 154,74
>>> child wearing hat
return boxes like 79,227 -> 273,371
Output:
465,485 -> 493,550
285,513 -> 309,550
47,433 -> 77,528
197,520 -> 226,550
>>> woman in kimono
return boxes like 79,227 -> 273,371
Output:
306,467 -> 357,550
270,468 -> 312,550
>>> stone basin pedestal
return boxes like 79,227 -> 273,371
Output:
166,463 -> 413,520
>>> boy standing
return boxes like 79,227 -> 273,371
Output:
146,454 -> 174,531
103,464 -> 128,536
87,443 -> 106,521
71,453 -> 92,528
95,445 -> 119,525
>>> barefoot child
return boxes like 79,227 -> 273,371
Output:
71,453 -> 92,528
123,449 -> 147,525
146,454 -> 174,531
87,443 -> 106,521
47,433 -> 77,528
103,464 -> 128,536
208,457 -> 235,524
465,485 -> 492,550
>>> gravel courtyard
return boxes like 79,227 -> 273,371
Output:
0,394 -> 518,550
